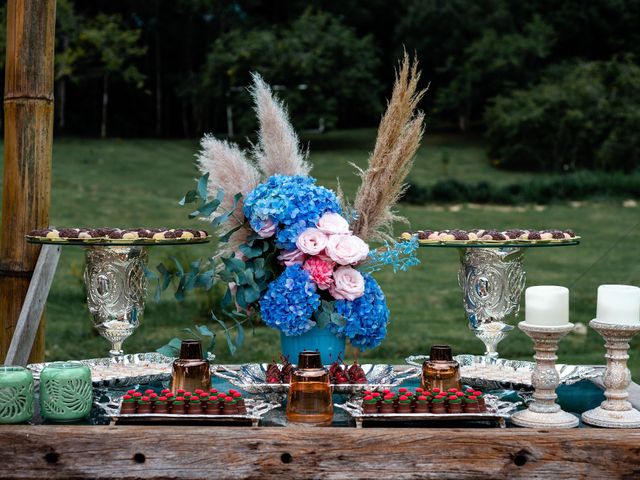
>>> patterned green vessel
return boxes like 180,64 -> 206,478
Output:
0,366 -> 34,424
39,362 -> 92,422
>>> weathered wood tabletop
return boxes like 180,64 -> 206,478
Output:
1,426 -> 639,479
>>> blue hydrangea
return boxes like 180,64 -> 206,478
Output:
331,274 -> 390,350
243,175 -> 342,249
259,264 -> 321,336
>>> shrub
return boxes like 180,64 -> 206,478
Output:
485,57 -> 640,173
401,171 -> 640,205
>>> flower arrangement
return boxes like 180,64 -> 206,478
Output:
156,54 -> 425,356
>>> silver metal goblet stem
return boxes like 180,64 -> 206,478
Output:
510,322 -> 578,428
458,247 -> 526,359
84,246 -> 148,357
581,320 -> 640,428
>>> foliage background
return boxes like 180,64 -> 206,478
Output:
0,1 -> 638,369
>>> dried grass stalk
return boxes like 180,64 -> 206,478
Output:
351,52 -> 426,242
250,72 -> 311,177
196,135 -> 262,253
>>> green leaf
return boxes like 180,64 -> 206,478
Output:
172,257 -> 185,276
242,285 -> 260,304
213,315 -> 236,355
194,198 -> 221,218
221,287 -> 233,309
239,243 -> 263,259
330,313 -> 346,327
233,318 -> 245,347
219,224 -> 243,243
197,173 -> 210,200
179,189 -> 198,206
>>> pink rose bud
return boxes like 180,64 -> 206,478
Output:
317,212 -> 351,235
329,266 -> 365,301
325,234 -> 369,265
295,228 -> 329,255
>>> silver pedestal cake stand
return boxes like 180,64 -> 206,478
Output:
27,237 -> 209,356
419,241 -> 579,359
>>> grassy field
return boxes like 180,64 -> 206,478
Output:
0,129 -> 638,375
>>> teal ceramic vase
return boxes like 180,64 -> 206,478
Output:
39,362 -> 92,422
281,326 -> 346,365
0,366 -> 34,424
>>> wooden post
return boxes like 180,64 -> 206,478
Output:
0,0 -> 56,363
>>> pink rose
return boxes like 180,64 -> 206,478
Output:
303,256 -> 335,290
277,248 -> 307,267
325,234 -> 369,265
317,212 -> 350,235
295,228 -> 328,255
330,266 -> 365,301
257,218 -> 276,238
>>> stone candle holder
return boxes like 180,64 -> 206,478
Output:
581,320 -> 640,428
511,322 -> 578,428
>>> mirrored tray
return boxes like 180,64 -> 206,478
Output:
28,352 -> 214,388
405,354 -> 603,391
215,363 -> 420,395
113,398 -> 280,427
335,394 -> 518,428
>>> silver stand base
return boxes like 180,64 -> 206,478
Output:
511,407 -> 578,428
582,406 -> 640,428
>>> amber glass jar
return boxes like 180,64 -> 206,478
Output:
286,351 -> 333,426
170,340 -> 211,394
421,345 -> 462,392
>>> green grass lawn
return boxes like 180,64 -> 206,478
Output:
0,129 -> 638,376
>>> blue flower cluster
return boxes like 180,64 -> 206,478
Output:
331,274 -> 390,350
259,264 -> 321,336
243,175 -> 342,249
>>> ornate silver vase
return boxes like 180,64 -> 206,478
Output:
458,247 -> 526,359
84,246 -> 148,356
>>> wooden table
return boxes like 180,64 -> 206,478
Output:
2,425 -> 639,479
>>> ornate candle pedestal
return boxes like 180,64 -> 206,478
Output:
511,322 -> 578,428
581,320 -> 640,428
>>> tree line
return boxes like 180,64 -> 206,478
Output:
0,1 -> 638,170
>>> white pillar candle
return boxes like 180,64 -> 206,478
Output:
525,286 -> 570,326
596,285 -> 640,325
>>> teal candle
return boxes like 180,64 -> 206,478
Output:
39,362 -> 92,422
0,366 -> 34,424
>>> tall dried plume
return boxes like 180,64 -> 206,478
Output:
351,53 -> 426,242
250,72 -> 311,177
196,135 -> 262,254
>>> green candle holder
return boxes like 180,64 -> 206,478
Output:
39,362 -> 93,422
0,366 -> 34,424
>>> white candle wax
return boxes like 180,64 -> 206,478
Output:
596,284 -> 640,325
525,286 -> 570,326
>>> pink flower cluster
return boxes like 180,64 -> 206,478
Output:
277,212 -> 369,301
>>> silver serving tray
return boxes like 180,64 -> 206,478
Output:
112,398 -> 279,427
405,354 -> 603,391
28,352 -> 215,388
215,363 -> 420,395
335,394 -> 518,428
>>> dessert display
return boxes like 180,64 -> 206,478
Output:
264,356 -> 369,385
358,387 -> 488,415
26,227 -> 209,244
400,228 -> 579,244
118,387 -> 248,416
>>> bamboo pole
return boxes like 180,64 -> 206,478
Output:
0,0 -> 56,363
